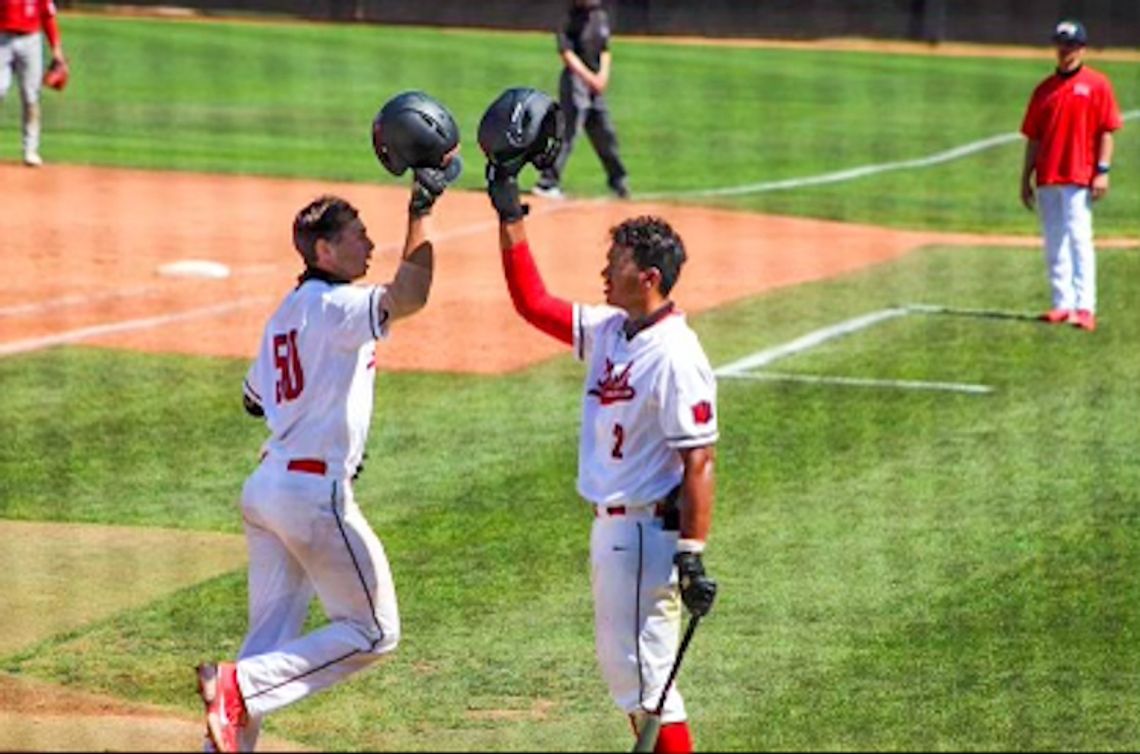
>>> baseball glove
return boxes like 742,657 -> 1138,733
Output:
43,58 -> 69,91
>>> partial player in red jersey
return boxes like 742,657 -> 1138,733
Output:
1020,19 -> 1123,332
480,87 -> 719,754
0,0 -> 67,166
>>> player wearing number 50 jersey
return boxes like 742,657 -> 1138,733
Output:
493,204 -> 719,752
194,189 -> 441,753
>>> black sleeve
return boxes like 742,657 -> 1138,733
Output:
598,10 -> 611,50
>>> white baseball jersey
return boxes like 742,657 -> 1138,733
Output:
243,276 -> 392,478
234,273 -> 401,730
574,302 -> 718,506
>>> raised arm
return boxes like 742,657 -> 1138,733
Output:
479,87 -> 572,343
382,212 -> 434,323
382,168 -> 453,323
497,216 -> 573,345
369,93 -> 462,322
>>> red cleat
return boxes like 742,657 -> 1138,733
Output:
197,662 -> 247,752
1039,308 -> 1074,324
1073,309 -> 1096,331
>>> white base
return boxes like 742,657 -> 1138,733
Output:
157,260 -> 231,280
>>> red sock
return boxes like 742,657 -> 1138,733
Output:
655,721 -> 694,753
222,663 -> 248,722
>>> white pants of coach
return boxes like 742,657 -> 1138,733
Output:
591,508 -> 688,724
235,460 -> 400,731
1037,184 -> 1097,313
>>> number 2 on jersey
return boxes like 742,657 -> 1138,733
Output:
611,422 -> 625,460
273,329 -> 304,403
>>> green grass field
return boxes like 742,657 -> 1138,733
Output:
2,12 -> 1139,752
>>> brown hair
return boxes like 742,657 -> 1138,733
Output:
292,195 -> 359,266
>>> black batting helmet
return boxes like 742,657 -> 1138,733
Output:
478,87 -> 564,175
372,91 -> 460,177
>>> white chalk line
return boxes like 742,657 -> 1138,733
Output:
715,304 -> 998,395
715,307 -> 911,375
724,371 -> 994,395
0,284 -> 164,318
642,109 -> 1140,200
0,298 -> 273,358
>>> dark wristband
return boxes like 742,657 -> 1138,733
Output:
1095,163 -> 1111,175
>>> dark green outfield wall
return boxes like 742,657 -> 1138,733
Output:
67,0 -> 1138,48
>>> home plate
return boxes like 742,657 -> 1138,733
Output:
157,259 -> 231,279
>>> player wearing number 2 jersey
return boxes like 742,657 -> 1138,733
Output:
493,208 -> 719,753
195,188 -> 442,752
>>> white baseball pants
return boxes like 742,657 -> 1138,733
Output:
234,459 -> 400,726
1037,184 -> 1097,313
0,31 -> 44,156
591,507 -> 688,724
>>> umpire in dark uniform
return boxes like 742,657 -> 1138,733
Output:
532,0 -> 630,200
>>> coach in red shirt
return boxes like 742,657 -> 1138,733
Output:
1,0 -> 67,166
1020,19 -> 1122,332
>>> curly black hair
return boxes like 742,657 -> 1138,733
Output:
610,215 -> 688,295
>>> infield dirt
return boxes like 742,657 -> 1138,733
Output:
1,162 -> 1101,371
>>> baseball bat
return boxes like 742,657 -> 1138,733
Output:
632,614 -> 703,753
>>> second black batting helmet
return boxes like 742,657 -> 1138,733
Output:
372,91 -> 460,177
478,87 -> 564,176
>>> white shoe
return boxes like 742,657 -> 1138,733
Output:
23,152 -> 43,167
530,184 -> 565,200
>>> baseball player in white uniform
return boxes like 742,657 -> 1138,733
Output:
196,181 -> 450,751
484,127 -> 719,750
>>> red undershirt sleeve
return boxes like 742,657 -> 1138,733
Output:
41,5 -> 60,49
501,240 -> 574,346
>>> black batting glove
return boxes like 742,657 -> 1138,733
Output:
408,167 -> 446,218
486,162 -> 529,223
408,182 -> 435,218
408,156 -> 463,219
675,551 -> 718,617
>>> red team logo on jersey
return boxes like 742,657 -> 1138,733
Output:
691,400 -> 713,424
588,359 -> 636,405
